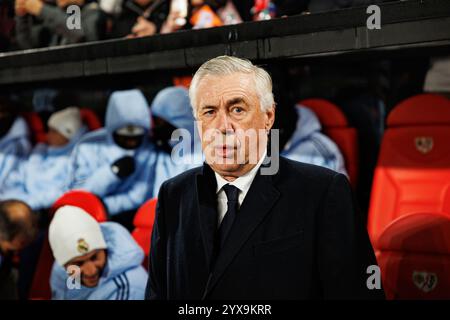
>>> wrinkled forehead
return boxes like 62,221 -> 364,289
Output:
196,73 -> 258,107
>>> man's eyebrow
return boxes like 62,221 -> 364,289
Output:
200,104 -> 217,110
225,97 -> 246,107
200,97 -> 247,109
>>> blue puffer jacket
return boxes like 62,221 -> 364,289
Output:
151,87 -> 204,196
0,117 -> 31,189
281,106 -> 347,176
0,126 -> 87,209
68,90 -> 157,215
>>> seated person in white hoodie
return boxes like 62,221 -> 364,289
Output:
49,205 -> 148,300
0,108 -> 87,210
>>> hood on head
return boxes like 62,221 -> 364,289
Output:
289,105 -> 322,144
100,222 -> 144,279
151,87 -> 195,137
105,90 -> 151,136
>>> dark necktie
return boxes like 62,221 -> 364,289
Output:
218,184 -> 240,249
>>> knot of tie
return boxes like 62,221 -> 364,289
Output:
223,184 -> 239,203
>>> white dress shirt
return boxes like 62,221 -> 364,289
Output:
215,150 -> 267,226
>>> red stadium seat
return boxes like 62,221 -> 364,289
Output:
132,198 -> 157,268
29,191 -> 107,300
376,212 -> 450,299
51,190 -> 108,222
367,94 -> 450,246
173,75 -> 193,89
299,98 -> 359,186
20,112 -> 47,144
80,108 -> 102,131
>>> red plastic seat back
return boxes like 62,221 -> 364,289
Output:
80,108 -> 102,131
29,191 -> 107,300
132,198 -> 157,266
368,94 -> 450,246
376,212 -> 450,299
299,99 -> 359,186
173,75 -> 193,89
51,190 -> 108,222
20,112 -> 47,144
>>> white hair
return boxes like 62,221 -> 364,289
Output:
189,56 -> 275,116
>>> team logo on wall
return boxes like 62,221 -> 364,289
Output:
77,238 -> 90,254
415,137 -> 434,154
412,271 -> 438,293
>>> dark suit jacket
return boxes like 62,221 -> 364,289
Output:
145,156 -> 384,300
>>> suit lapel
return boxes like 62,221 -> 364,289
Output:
196,163 -> 219,272
205,163 -> 281,296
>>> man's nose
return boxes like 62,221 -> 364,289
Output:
216,110 -> 234,134
82,261 -> 97,277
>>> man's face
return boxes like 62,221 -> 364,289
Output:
47,128 -> 69,147
65,249 -> 107,288
0,234 -> 32,255
195,72 -> 275,180
0,202 -> 36,255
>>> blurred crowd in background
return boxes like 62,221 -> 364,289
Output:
0,0 -> 402,52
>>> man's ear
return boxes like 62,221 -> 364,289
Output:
265,105 -> 276,130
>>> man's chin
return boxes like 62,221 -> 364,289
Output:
82,278 -> 100,288
210,162 -> 244,176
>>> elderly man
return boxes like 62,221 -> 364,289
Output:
145,55 -> 383,300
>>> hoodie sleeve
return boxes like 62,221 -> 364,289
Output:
0,138 -> 31,187
102,178 -> 151,216
50,263 -> 66,300
80,164 -> 122,197
69,142 -> 90,190
26,185 -> 64,211
69,142 -> 114,192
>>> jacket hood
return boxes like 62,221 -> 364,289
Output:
151,87 -> 196,137
100,222 -> 144,279
288,105 -> 322,146
105,90 -> 151,135
3,117 -> 29,142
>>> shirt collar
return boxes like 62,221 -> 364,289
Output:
215,149 -> 267,194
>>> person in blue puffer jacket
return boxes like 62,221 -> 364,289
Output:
0,97 -> 31,189
49,205 -> 147,300
281,105 -> 347,176
150,86 -> 204,196
0,107 -> 87,210
68,89 -> 157,226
